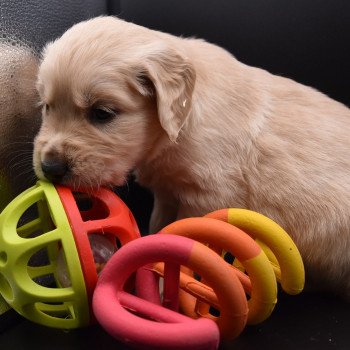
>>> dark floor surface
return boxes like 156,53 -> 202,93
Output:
0,291 -> 349,350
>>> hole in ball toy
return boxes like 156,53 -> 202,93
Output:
115,237 -> 122,249
34,273 -> 57,287
209,306 -> 221,317
28,246 -> 50,267
0,272 -> 13,301
73,192 -> 93,211
27,242 -> 64,288
56,233 -> 117,287
32,273 -> 57,288
0,251 -> 7,265
73,192 -> 110,221
16,202 -> 39,227
16,200 -> 56,238
88,234 -> 117,275
193,272 -> 201,281
34,302 -> 75,320
56,250 -> 73,288
223,251 -> 235,264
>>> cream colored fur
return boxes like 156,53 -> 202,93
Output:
33,16 -> 350,299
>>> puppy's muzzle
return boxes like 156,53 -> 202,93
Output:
41,159 -> 69,183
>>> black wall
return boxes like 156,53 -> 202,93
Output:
116,0 -> 350,106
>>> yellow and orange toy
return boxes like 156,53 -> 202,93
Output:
141,208 -> 305,339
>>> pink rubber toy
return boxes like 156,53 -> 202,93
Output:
92,234 -> 245,350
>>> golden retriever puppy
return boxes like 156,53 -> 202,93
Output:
33,16 -> 350,299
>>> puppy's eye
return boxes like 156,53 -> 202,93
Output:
45,104 -> 50,113
90,107 -> 117,124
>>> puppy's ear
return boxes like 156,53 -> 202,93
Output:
135,47 -> 196,142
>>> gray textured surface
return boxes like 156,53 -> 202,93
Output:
0,0 -> 108,205
0,42 -> 40,205
0,0 -> 107,50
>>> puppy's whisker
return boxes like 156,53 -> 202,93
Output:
89,177 -> 94,194
9,152 -> 33,159
10,170 -> 36,185
7,153 -> 34,165
8,161 -> 33,173
8,158 -> 34,170
124,180 -> 130,194
5,150 -> 34,156
1,146 -> 34,155
3,139 -> 34,145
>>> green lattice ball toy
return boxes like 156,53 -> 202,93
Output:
0,180 -> 140,328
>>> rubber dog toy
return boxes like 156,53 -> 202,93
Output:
0,178 -> 304,349
93,234 -> 248,349
0,180 -> 140,328
137,210 -> 304,329
205,208 -> 305,295
95,210 -> 304,348
158,217 -> 278,325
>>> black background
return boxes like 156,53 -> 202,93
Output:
118,0 -> 350,107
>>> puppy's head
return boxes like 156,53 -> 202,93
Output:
33,16 -> 195,189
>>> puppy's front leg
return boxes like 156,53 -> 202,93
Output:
149,192 -> 179,233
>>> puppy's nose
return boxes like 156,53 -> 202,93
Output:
41,159 -> 68,183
